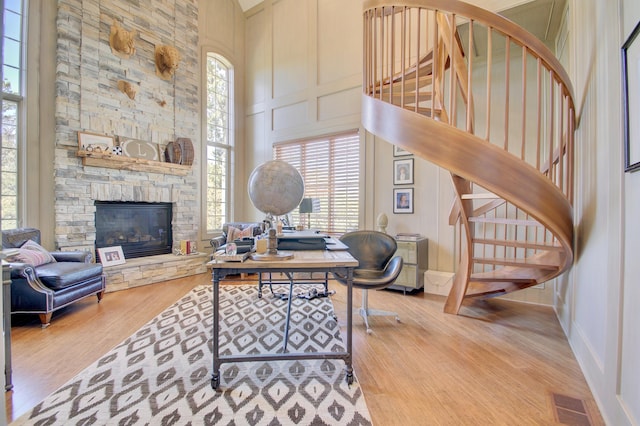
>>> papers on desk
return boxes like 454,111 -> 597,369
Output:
213,251 -> 250,262
324,237 -> 348,250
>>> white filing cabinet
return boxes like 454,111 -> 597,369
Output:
390,237 -> 428,294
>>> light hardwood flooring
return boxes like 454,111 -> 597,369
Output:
5,273 -> 604,425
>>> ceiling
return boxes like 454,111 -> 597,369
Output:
454,0 -> 567,59
496,0 -> 567,45
237,0 -> 262,12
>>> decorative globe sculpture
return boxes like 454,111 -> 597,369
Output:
248,160 -> 304,261
248,160 -> 305,217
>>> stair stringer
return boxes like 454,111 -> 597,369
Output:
362,94 -> 574,313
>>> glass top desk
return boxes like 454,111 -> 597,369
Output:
207,249 -> 357,389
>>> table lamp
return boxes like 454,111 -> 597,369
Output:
299,198 -> 321,229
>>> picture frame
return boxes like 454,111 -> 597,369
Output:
623,21 -> 640,172
393,145 -> 411,157
77,131 -> 116,154
394,158 -> 414,185
97,246 -> 126,267
393,188 -> 414,214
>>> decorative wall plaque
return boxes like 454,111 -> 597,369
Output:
120,139 -> 160,161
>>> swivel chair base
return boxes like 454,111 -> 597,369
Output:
355,289 -> 400,334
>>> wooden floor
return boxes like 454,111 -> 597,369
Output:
5,273 -> 604,425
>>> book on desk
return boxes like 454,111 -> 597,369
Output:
277,230 -> 348,251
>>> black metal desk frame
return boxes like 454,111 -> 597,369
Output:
209,256 -> 355,390
257,271 -> 330,299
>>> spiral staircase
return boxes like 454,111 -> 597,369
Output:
361,0 -> 575,314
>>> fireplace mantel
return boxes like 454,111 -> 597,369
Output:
77,150 -> 192,176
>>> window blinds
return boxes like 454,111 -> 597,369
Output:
274,131 -> 360,235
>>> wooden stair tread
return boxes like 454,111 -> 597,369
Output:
468,216 -> 542,226
470,267 -> 541,282
376,75 -> 434,93
462,192 -> 499,199
464,281 -> 521,298
472,256 -> 561,269
464,280 -> 537,298
388,92 -> 434,102
473,238 -> 564,251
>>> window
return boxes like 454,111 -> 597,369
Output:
274,131 -> 360,234
205,53 -> 233,233
1,0 -> 25,231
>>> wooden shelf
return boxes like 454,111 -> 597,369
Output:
76,150 -> 191,176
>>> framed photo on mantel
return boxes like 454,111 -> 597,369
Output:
97,246 -> 126,267
77,131 -> 115,154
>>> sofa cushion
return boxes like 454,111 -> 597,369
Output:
35,262 -> 103,290
8,240 -> 57,266
226,225 -> 255,244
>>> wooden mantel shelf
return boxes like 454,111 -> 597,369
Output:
76,150 -> 192,176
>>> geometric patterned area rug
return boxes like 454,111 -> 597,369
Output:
11,284 -> 373,425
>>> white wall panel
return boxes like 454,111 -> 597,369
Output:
246,10 -> 267,106
317,0 -> 361,85
621,1 -> 640,423
272,101 -> 308,131
243,111 -> 268,220
317,87 -> 360,121
202,0 -> 236,50
564,0 -> 639,424
272,0 -> 308,98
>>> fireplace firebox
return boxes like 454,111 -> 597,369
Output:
95,201 -> 173,260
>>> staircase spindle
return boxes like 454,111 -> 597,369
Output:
504,36 -> 511,151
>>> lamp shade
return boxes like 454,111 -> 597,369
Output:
299,198 -> 321,214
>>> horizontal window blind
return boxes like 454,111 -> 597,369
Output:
274,131 -> 360,235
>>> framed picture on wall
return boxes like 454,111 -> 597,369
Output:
393,188 -> 413,214
97,246 -> 126,267
394,158 -> 414,185
393,145 -> 411,156
623,21 -> 640,172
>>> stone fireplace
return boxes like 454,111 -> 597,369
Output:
51,0 -> 206,291
52,169 -> 208,292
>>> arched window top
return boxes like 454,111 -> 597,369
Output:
205,53 -> 233,147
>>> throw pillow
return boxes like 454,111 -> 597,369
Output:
7,239 -> 57,266
226,225 -> 254,244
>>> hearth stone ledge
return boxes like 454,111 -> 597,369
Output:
103,252 -> 210,292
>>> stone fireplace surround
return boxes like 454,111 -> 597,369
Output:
54,161 -> 208,292
51,0 -> 204,291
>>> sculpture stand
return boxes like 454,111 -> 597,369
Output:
251,228 -> 293,261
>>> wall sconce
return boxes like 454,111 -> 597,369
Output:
299,198 -> 321,229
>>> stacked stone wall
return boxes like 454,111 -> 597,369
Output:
54,0 -> 199,252
53,0 -> 202,289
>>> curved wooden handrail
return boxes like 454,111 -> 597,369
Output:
363,95 -> 573,266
